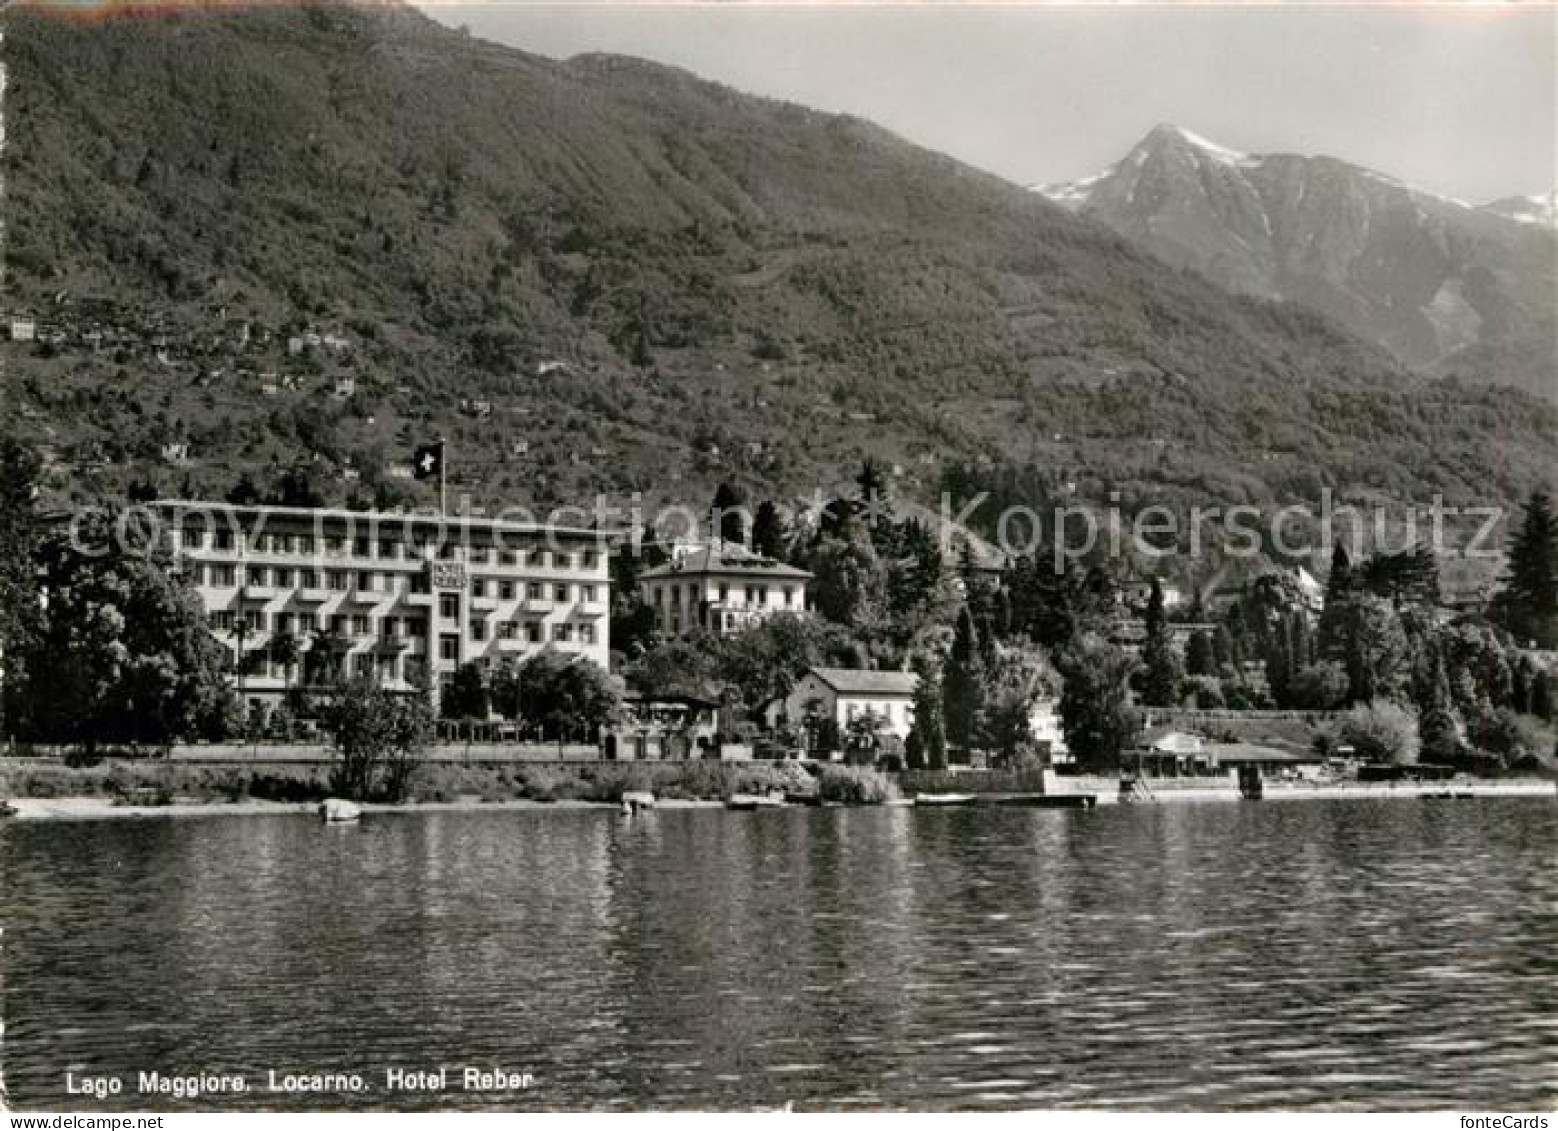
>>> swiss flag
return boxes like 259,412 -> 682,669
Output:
412,441 -> 443,481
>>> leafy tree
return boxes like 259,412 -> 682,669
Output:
942,605 -> 986,762
1185,630 -> 1217,677
981,644 -> 1058,764
1493,489 -> 1558,647
1139,577 -> 1179,707
807,524 -> 887,633
269,462 -> 327,508
518,651 -> 619,744
1326,594 -> 1410,705
15,514 -> 237,751
751,500 -> 787,560
226,472 -> 263,506
443,660 -> 490,720
1338,700 -> 1421,765
0,439 -> 42,733
710,480 -> 750,545
321,678 -> 434,801
1056,633 -> 1138,773
1290,661 -> 1350,710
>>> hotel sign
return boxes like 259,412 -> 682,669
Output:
431,562 -> 467,590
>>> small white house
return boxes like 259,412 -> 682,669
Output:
766,667 -> 919,741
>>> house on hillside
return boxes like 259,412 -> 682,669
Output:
638,540 -> 812,637
764,667 -> 919,742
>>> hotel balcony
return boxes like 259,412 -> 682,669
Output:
471,591 -> 501,611
348,587 -> 382,605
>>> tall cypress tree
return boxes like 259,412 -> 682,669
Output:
942,605 -> 986,763
1140,577 -> 1179,706
1319,542 -> 1356,658
1496,489 -> 1558,647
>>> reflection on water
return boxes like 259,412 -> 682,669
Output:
3,800 -> 1555,1110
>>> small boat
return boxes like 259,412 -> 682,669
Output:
913,793 -> 976,807
621,790 -> 656,814
0,799 -> 17,819
319,798 -> 362,824
990,793 -> 1097,809
725,792 -> 787,811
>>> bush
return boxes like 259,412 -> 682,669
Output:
817,766 -> 898,805
1292,661 -> 1350,710
1339,700 -> 1421,765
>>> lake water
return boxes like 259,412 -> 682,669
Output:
2,799 -> 1555,1110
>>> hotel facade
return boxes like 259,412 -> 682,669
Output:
148,502 -> 612,710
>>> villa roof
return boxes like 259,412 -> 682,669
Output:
638,541 -> 812,581
809,667 -> 919,697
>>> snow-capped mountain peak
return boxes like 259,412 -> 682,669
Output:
1481,190 -> 1558,229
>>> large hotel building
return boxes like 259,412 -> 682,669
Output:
151,502 -> 612,709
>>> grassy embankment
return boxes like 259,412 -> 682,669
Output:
0,759 -> 900,806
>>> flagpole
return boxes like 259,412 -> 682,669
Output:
438,436 -> 447,516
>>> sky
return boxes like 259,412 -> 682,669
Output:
415,2 -> 1556,204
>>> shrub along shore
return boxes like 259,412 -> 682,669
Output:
0,758 -> 901,813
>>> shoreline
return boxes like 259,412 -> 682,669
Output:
4,780 -> 1552,823
1,795 -> 728,822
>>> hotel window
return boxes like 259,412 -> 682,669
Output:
210,611 -> 234,631
353,538 -> 370,558
181,526 -> 206,550
579,624 -> 596,645
354,655 -> 374,678
351,615 -> 369,636
357,571 -> 376,592
718,583 -> 729,602
214,530 -> 234,551
652,588 -> 662,606
298,536 -> 315,556
582,551 -> 598,570
382,617 -> 398,640
471,620 -> 487,642
439,594 -> 459,620
379,541 -> 398,561
582,584 -> 596,603
298,613 -> 318,633
527,582 -> 543,600
331,615 -> 347,635
471,546 -> 491,565
378,657 -> 397,682
327,570 -> 347,591
557,552 -> 574,570
784,587 -> 794,607
500,550 -> 517,567
499,622 -> 515,640
553,584 -> 568,603
247,566 -> 267,587
439,635 -> 459,661
525,622 -> 542,643
472,578 -> 487,598
325,537 -> 345,557
438,543 -> 456,561
411,575 -> 430,594
273,567 -> 292,587
212,564 -> 236,586
277,534 -> 295,554
299,569 -> 319,590
277,613 -> 294,634
499,580 -> 514,601
552,623 -> 573,643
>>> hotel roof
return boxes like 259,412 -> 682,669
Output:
144,499 -> 617,539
